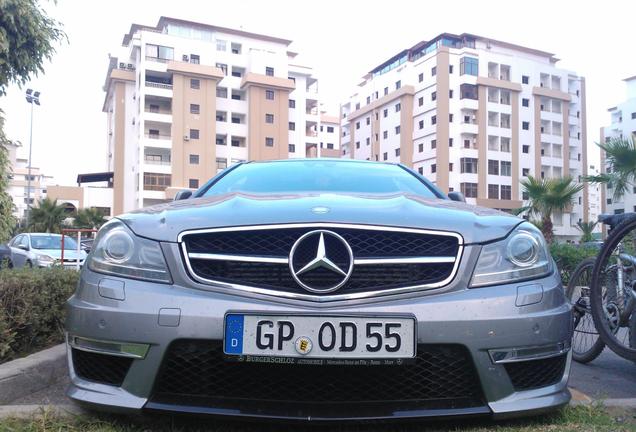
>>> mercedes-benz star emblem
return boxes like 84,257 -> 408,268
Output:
289,230 -> 354,293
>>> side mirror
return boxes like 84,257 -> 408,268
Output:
174,190 -> 193,201
448,191 -> 466,203
17,244 -> 29,251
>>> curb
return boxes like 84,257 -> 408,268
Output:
0,344 -> 67,405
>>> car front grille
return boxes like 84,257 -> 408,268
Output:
180,224 -> 462,299
503,354 -> 568,391
71,348 -> 133,386
151,340 -> 484,410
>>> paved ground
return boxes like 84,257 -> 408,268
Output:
570,348 -> 636,399
8,350 -> 636,406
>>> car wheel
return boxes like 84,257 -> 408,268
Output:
26,260 -> 33,268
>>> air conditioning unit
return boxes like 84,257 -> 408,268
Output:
182,54 -> 189,62
184,135 -> 190,141
127,63 -> 134,70
119,62 -> 125,69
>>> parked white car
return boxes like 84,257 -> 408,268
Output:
7,233 -> 87,269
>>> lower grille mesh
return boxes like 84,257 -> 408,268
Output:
504,354 -> 567,391
72,348 -> 133,386
152,340 -> 484,408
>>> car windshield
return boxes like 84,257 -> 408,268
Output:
30,235 -> 79,250
201,161 -> 440,198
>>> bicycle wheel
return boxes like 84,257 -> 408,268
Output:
590,215 -> 636,361
566,257 -> 605,363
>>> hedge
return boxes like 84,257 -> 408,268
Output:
550,243 -> 598,285
0,268 -> 78,363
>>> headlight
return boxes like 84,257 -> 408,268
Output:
36,254 -> 55,264
470,222 -> 552,287
87,220 -> 172,283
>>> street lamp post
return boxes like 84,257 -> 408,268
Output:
25,89 -> 40,230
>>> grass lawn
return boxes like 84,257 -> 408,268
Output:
0,405 -> 634,432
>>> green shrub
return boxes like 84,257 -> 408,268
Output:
0,267 -> 78,363
550,243 -> 598,285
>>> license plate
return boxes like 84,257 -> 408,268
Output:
224,314 -> 416,359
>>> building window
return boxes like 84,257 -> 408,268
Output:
460,83 -> 478,100
501,161 -> 512,176
449,65 -> 454,74
383,152 -> 388,161
522,145 -> 530,154
522,98 -> 529,107
449,163 -> 453,171
460,57 -> 478,76
396,80 -> 401,90
355,102 -> 360,110
231,42 -> 241,54
395,103 -> 401,112
265,66 -> 274,76
216,63 -> 228,75
216,136 -> 226,145
384,87 -> 389,95
488,159 -> 499,175
289,99 -> 295,108
418,96 -> 424,106
460,157 -> 478,173
418,167 -> 424,174
449,114 -> 453,123
607,198 -> 612,205
265,137 -> 274,147
419,120 -> 424,129
522,75 -> 529,84
383,130 -> 388,139
449,90 -> 453,98
216,87 -> 228,98
190,79 -> 200,89
431,66 -> 437,76
366,117 -> 370,125
418,73 -> 424,82
356,141 -> 360,149
145,44 -> 174,61
395,148 -> 400,157
356,121 -> 360,130
522,168 -> 529,176
216,39 -> 227,51
189,179 -> 199,189
366,137 -> 370,146
289,122 -> 295,130
189,54 -> 200,64
522,121 -> 530,130
190,104 -> 200,114
418,143 -> 424,152
488,184 -> 499,199
326,143 -> 334,150
449,138 -> 453,146
523,191 -> 529,200
431,164 -> 437,173
431,139 -> 436,149
632,112 -> 636,120
395,126 -> 401,135
327,126 -> 334,133
289,144 -> 296,153
431,115 -> 437,125
189,129 -> 199,139
231,116 -> 241,124
501,185 -> 512,200
189,154 -> 199,164
148,104 -> 160,113
265,113 -> 274,123
366,96 -> 370,104
383,109 -> 388,118
460,182 -> 478,198
265,89 -> 275,100
431,91 -> 437,101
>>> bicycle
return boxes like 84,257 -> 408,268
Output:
590,213 -> 636,362
567,257 -> 605,363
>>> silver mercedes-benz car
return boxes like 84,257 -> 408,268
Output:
65,159 -> 572,421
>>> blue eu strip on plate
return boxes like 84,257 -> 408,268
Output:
224,314 -> 244,354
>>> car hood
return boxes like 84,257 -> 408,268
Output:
32,249 -> 86,259
118,193 -> 523,245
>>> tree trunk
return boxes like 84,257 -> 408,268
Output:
542,215 -> 554,244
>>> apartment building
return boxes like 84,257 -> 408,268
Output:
586,164 -> 602,234
5,141 -> 52,221
317,113 -> 341,157
340,33 -> 588,241
103,17 -> 322,214
601,76 -> 636,217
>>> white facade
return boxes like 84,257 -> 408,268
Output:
602,76 -> 636,216
6,141 -> 52,221
341,34 -> 587,241
586,164 -> 602,234
105,18 -> 325,213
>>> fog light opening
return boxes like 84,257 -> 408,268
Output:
488,340 -> 571,364
69,335 -> 150,359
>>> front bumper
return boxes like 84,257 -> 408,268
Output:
65,253 -> 572,421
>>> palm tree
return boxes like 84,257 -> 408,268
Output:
576,220 -> 597,243
584,136 -> 636,201
518,176 -> 584,244
28,198 -> 67,233
73,208 -> 106,230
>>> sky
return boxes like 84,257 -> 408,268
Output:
1,0 -> 635,185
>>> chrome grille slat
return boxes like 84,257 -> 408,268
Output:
179,223 -> 463,302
